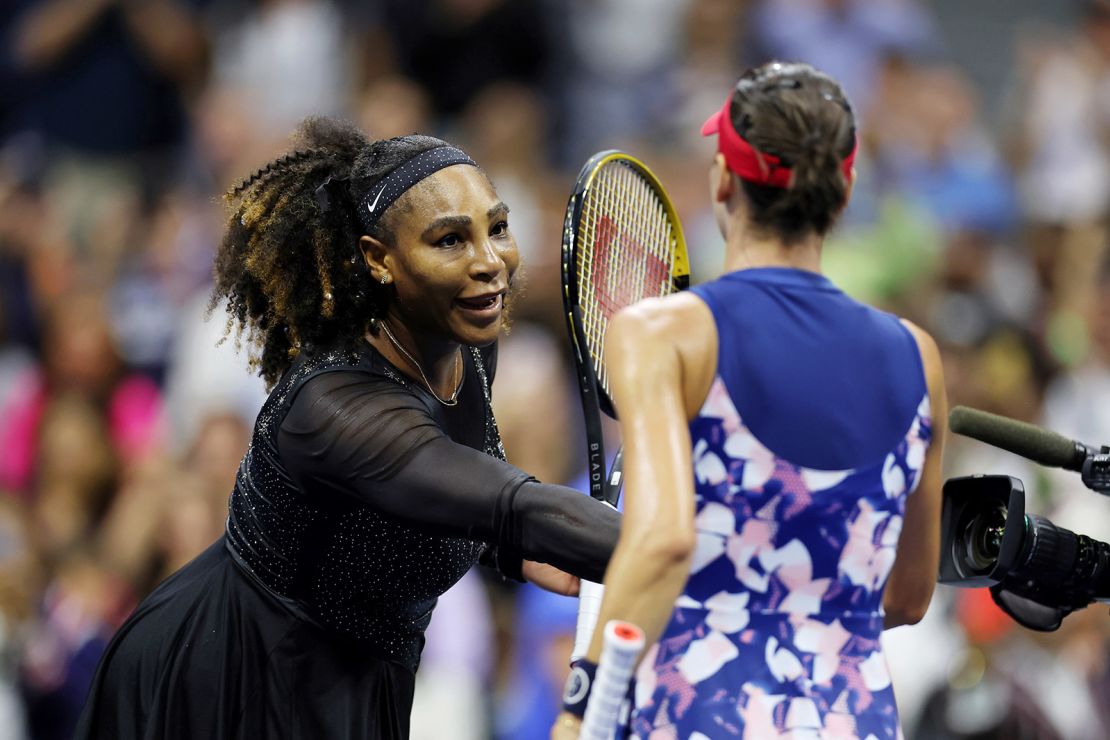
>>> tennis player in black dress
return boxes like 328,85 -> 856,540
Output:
75,118 -> 621,740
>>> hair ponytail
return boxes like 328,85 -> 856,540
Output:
211,117 -> 452,388
729,62 -> 856,243
786,116 -> 854,232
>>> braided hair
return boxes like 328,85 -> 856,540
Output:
211,117 -> 450,388
728,62 -> 856,243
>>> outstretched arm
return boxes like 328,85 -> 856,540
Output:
277,371 -> 620,584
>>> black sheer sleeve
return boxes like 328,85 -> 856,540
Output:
277,370 -> 619,583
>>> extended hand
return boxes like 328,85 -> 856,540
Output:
522,560 -> 580,596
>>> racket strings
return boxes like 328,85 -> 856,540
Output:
576,160 -> 678,396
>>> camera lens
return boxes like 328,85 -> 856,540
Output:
958,504 -> 1007,574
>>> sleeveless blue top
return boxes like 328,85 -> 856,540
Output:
628,267 -> 931,740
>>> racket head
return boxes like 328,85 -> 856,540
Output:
561,150 -> 689,420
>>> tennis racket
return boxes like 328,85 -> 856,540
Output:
561,150 -> 689,507
561,151 -> 688,664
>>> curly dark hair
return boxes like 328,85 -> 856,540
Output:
729,61 -> 856,243
211,117 -> 451,388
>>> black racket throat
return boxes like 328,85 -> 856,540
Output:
578,378 -> 622,505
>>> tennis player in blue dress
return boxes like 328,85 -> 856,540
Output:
553,62 -> 947,740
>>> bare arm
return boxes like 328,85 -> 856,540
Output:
13,0 -> 114,69
581,293 -> 717,662
883,321 -> 947,628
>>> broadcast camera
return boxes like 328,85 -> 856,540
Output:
940,407 -> 1110,631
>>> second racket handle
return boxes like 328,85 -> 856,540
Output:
572,580 -> 605,663
580,620 -> 645,740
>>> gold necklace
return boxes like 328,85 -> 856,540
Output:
378,320 -> 461,406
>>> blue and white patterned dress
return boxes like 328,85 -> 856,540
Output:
628,268 -> 931,740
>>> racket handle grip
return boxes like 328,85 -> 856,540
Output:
579,620 -> 645,740
572,580 -> 604,663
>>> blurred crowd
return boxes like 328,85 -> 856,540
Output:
1,0 -> 1109,738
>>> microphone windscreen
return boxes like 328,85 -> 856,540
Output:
948,406 -> 1083,470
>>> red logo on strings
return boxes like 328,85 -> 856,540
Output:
591,216 -> 669,320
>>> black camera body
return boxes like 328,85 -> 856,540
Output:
939,474 -> 1110,629
938,475 -> 1026,587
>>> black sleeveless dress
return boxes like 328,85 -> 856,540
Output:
74,341 -> 618,740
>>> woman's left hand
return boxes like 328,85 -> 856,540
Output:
550,711 -> 581,739
522,560 -> 580,596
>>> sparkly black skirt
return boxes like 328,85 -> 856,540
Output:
74,539 -> 416,740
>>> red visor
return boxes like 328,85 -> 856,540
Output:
701,98 -> 857,189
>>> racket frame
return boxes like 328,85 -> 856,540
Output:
560,150 -> 689,504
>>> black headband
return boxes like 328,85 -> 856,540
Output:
355,146 -> 477,234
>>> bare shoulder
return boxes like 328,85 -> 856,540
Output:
899,319 -> 946,428
608,292 -> 714,344
607,293 -> 717,415
898,319 -> 943,382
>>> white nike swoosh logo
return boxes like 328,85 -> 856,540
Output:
367,187 -> 385,212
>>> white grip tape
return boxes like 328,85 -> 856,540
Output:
579,620 -> 645,740
572,580 -> 604,663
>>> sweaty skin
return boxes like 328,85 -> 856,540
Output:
551,152 -> 947,740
